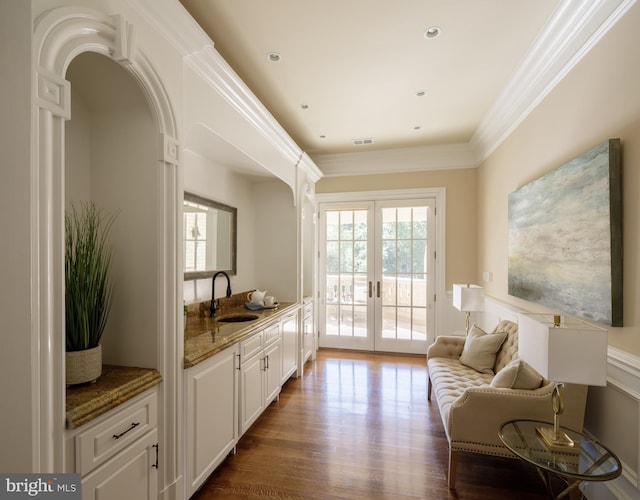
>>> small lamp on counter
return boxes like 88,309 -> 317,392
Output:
453,284 -> 485,335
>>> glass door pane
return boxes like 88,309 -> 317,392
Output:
320,206 -> 374,350
375,203 -> 432,354
319,199 -> 434,354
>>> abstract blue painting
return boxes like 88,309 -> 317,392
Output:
508,139 -> 622,326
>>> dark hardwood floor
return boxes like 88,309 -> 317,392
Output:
193,349 -> 556,499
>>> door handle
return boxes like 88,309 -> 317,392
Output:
376,281 -> 381,298
368,281 -> 372,298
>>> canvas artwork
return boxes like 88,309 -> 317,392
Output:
508,139 -> 622,326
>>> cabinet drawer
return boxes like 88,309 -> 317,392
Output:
264,323 -> 280,346
76,391 -> 157,475
240,331 -> 264,359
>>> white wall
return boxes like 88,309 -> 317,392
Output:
254,181 -> 297,303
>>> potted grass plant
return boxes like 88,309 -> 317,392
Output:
65,202 -> 118,385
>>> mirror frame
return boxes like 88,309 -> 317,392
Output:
184,192 -> 237,280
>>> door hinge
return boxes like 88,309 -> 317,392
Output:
434,294 -> 437,302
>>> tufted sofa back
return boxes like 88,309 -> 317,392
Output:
492,320 -> 519,373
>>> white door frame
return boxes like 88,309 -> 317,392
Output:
316,188 -> 446,348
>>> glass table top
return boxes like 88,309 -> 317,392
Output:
499,420 -> 621,482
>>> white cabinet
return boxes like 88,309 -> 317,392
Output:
81,429 -> 158,500
239,340 -> 265,434
185,344 -> 239,497
264,338 -> 282,403
302,300 -> 314,364
280,311 -> 298,383
239,323 -> 282,435
70,390 -> 159,500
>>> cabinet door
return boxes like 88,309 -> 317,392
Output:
81,429 -> 158,500
264,340 -> 282,405
185,346 -> 238,496
239,353 -> 265,435
280,312 -> 298,383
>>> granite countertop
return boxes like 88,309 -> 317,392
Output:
184,301 -> 298,368
65,365 -> 162,429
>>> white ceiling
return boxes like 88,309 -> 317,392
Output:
177,0 -> 627,175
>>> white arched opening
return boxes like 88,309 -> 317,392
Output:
33,8 -> 181,492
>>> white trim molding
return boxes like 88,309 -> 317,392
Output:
130,0 -> 323,190
471,0 -> 637,163
33,8 -> 182,498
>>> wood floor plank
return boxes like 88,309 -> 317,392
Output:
193,349 -> 555,499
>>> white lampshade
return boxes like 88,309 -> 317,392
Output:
453,284 -> 485,312
518,313 -> 608,386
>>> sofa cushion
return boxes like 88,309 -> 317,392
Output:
490,359 -> 543,390
459,324 -> 507,374
492,320 -> 519,373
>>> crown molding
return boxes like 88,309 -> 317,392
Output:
127,0 -> 212,56
297,152 -> 324,183
313,143 -> 479,177
128,0 -> 319,179
471,0 -> 636,162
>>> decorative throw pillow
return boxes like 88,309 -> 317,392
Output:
459,324 -> 507,374
491,359 -> 543,390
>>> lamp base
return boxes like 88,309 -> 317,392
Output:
536,426 -> 577,452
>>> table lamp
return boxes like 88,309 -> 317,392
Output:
518,312 -> 608,450
453,284 -> 485,334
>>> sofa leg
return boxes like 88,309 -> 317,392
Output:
427,375 -> 432,401
448,449 -> 457,489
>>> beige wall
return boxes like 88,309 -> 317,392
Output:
316,168 -> 477,289
477,2 -> 640,355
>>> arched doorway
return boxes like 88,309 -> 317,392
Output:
33,9 -> 180,490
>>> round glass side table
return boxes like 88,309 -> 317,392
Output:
499,419 -> 621,499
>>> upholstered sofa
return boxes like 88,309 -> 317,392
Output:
427,320 -> 588,489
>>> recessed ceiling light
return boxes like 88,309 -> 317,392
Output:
320,135 -> 326,139
414,126 -> 422,130
424,26 -> 441,39
267,52 -> 281,62
416,90 -> 426,97
300,104 -> 309,110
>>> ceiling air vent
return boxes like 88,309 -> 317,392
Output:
352,138 -> 375,146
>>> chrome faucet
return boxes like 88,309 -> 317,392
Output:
210,271 -> 232,317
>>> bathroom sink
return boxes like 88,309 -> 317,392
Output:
217,314 -> 259,323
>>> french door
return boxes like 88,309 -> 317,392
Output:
318,199 -> 435,354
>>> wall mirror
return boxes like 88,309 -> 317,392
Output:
184,192 -> 237,279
